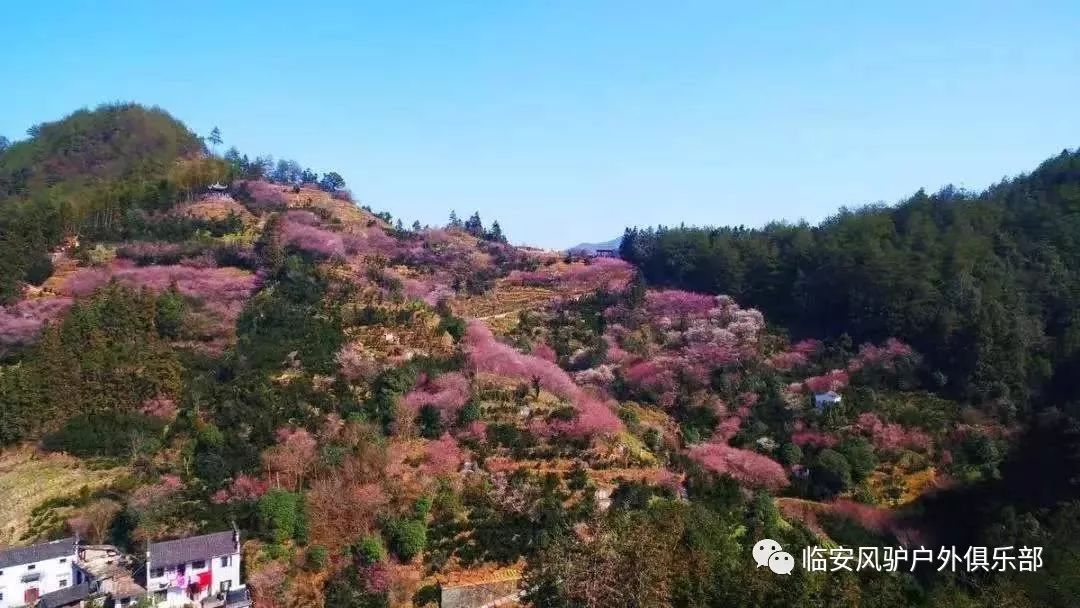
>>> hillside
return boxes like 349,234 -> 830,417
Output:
623,150 -> 1080,410
0,102 -> 203,200
0,105 -> 1077,607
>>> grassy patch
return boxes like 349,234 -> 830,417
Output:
0,446 -> 127,544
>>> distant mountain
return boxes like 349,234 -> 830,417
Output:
566,236 -> 622,254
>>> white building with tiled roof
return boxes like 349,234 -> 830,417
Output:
0,537 -> 79,608
813,390 -> 842,410
145,529 -> 242,607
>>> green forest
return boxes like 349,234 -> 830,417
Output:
622,151 -> 1080,413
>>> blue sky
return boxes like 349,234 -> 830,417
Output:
3,1 -> 1079,248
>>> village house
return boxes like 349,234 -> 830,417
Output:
35,581 -> 99,608
145,529 -> 247,608
813,391 -> 843,411
0,537 -> 79,608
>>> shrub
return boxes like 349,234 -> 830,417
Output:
414,496 -> 433,518
43,412 -> 164,458
386,519 -> 427,562
306,545 -> 329,571
810,449 -> 853,498
155,287 -> 186,339
456,401 -> 481,425
257,489 -> 301,544
324,567 -> 389,608
356,535 -> 387,565
437,314 -> 466,342
837,436 -> 877,483
24,254 -> 54,286
778,442 -> 803,466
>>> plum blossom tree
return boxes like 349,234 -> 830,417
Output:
0,297 -> 74,350
210,474 -> 270,505
236,180 -> 287,212
686,442 -> 789,490
263,428 -> 318,490
139,395 -> 178,420
531,343 -> 557,363
791,430 -> 839,448
402,372 -> 471,422
66,499 -> 122,543
828,499 -> 896,534
336,342 -> 380,382
600,287 -> 767,413
422,433 -> 465,476
714,416 -> 743,441
803,369 -> 850,393
248,561 -> 289,608
854,413 -> 931,452
766,350 -> 809,371
460,420 -> 488,441
792,339 -> 823,355
281,219 -> 347,259
465,320 -> 622,438
56,263 -> 259,347
644,290 -> 717,318
506,258 -> 635,292
848,338 -> 915,371
306,478 -> 388,553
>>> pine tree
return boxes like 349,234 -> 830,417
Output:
207,127 -> 223,155
464,212 -> 484,237
448,210 -> 463,229
486,220 -> 507,243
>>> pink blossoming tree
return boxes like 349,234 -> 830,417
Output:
402,372 -> 471,422
464,321 -> 622,438
686,442 -> 789,490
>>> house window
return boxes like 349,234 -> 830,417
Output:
151,568 -> 164,578
27,564 -> 36,570
59,579 -> 68,588
220,580 -> 232,593
59,558 -> 67,564
220,556 -> 231,567
192,560 -> 206,569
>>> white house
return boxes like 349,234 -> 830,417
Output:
146,529 -> 243,607
0,537 -> 79,608
813,391 -> 843,410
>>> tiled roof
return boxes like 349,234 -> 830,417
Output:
148,531 -> 237,568
0,537 -> 75,569
226,587 -> 253,608
37,582 -> 93,608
